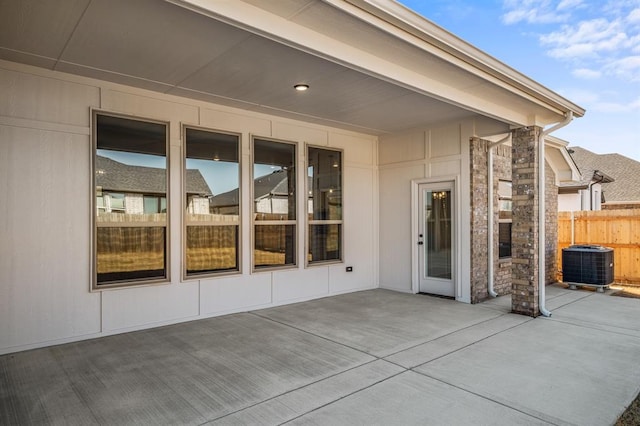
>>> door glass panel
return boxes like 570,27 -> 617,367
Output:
424,190 -> 452,279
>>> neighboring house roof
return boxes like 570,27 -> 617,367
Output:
96,156 -> 211,195
210,171 -> 317,208
209,171 -> 288,208
564,147 -> 640,203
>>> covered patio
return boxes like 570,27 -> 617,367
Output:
3,285 -> 639,425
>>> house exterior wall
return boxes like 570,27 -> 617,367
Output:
559,184 -> 605,212
378,125 -> 471,302
377,119 -> 508,303
558,193 -> 581,212
0,60 -> 378,354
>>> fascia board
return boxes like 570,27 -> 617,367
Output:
340,0 -> 586,118
168,0 -> 559,126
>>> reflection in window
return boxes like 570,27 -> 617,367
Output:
94,113 -> 168,287
253,138 -> 296,268
426,190 -> 451,279
498,180 -> 512,258
307,147 -> 342,263
184,128 -> 240,275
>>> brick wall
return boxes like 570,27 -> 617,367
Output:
469,138 -> 512,303
511,127 -> 540,316
470,132 -> 558,309
469,138 -> 489,303
602,203 -> 640,210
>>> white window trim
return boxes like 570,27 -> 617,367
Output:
251,135 -> 298,272
182,125 -> 242,281
305,144 -> 344,267
91,110 -> 171,291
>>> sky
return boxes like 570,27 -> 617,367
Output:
398,0 -> 640,161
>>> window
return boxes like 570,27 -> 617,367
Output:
307,146 -> 342,264
184,127 -> 240,277
498,180 -> 512,259
252,138 -> 296,269
93,113 -> 169,288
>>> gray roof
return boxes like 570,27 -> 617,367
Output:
210,170 -> 289,208
96,156 -> 211,195
210,170 -> 319,208
566,147 -> 640,202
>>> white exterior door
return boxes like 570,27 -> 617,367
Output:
418,181 -> 455,297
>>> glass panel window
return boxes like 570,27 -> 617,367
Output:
425,190 -> 452,279
253,138 -> 296,268
307,147 -> 343,264
184,127 -> 240,276
498,180 -> 512,259
254,224 -> 296,267
94,113 -> 168,287
499,222 -> 512,258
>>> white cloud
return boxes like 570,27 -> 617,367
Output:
572,68 -> 602,79
541,19 -> 629,58
503,1 -> 640,82
557,0 -> 584,11
629,8 -> 640,23
501,0 -> 570,24
604,56 -> 640,81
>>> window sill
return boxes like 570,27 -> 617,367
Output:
182,269 -> 242,282
91,277 -> 171,292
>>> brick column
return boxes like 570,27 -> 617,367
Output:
511,127 -> 541,316
469,138 -> 489,303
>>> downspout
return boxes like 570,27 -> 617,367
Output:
588,172 -> 604,210
538,111 -> 574,317
487,135 -> 510,298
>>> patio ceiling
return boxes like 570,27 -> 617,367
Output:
0,0 -> 582,134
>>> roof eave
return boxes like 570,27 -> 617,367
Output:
341,0 -> 586,119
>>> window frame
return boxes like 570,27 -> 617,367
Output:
305,144 -> 344,267
182,125 -> 242,280
498,179 -> 512,260
91,110 -> 171,291
251,136 -> 298,272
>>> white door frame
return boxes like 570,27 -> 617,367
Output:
411,176 -> 461,298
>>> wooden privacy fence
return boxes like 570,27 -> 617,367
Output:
558,209 -> 640,284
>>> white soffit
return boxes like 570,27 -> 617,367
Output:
0,0 -> 584,134
545,136 -> 581,184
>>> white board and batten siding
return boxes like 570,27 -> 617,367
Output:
0,61 -> 378,354
378,119 -> 507,303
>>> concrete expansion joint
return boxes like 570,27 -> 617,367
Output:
248,311 -> 373,359
412,365 -> 551,424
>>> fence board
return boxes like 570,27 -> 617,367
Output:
558,209 -> 640,284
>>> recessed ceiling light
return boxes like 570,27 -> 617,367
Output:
294,84 -> 309,91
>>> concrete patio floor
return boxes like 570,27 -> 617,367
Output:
2,284 -> 640,425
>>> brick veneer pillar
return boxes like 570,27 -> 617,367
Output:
469,138 -> 513,303
469,138 -> 488,304
511,127 -> 541,316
